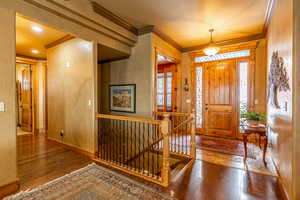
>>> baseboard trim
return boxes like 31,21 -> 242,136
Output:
47,138 -> 96,159
271,157 -> 290,200
0,180 -> 20,199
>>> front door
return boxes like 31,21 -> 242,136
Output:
203,60 -> 237,138
21,67 -> 32,132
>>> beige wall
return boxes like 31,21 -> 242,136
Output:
0,7 -> 17,187
34,62 -> 46,131
254,39 -> 267,114
47,38 -> 96,153
266,0 -> 294,199
99,34 -> 152,118
99,33 -> 182,117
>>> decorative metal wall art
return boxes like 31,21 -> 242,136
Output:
268,51 -> 290,109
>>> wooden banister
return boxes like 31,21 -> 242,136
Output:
161,113 -> 170,187
96,113 -> 160,124
153,111 -> 190,117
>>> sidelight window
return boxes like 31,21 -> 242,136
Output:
239,62 -> 248,126
195,67 -> 203,128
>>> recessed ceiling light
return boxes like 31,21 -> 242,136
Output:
32,26 -> 43,33
31,49 -> 39,54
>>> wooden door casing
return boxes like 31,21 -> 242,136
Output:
21,67 -> 32,132
203,60 -> 237,138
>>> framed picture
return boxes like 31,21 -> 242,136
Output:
109,84 -> 136,113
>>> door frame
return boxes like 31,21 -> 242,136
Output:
16,57 -> 47,136
190,43 -> 257,138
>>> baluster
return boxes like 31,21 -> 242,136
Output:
142,122 -> 145,173
134,122 -> 136,170
138,122 -> 141,172
147,123 -> 150,177
185,120 -> 188,154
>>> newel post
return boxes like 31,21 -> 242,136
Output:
190,109 -> 196,160
161,113 -> 170,187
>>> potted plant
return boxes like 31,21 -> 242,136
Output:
240,110 -> 266,126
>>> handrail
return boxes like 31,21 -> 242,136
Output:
96,113 -> 160,124
153,111 -> 190,116
172,117 -> 193,131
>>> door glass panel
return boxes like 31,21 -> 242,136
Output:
196,67 -> 203,128
157,73 -> 164,106
195,50 -> 250,63
239,62 -> 248,126
166,72 -> 172,111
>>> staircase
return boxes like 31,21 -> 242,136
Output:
95,112 -> 196,187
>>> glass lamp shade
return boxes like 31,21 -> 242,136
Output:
203,45 -> 220,56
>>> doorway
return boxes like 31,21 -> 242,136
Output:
16,63 -> 33,135
192,48 -> 255,139
155,54 -> 178,112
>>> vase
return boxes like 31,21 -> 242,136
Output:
246,120 -> 259,127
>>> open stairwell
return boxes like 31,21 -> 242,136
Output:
95,112 -> 196,186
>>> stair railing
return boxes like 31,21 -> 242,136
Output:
95,113 -> 171,187
153,111 -> 196,160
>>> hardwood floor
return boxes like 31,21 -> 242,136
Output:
17,134 -> 92,190
16,134 -> 284,200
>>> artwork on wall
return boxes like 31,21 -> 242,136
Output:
268,51 -> 290,109
110,84 -> 136,113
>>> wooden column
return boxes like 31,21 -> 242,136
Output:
161,113 -> 170,187
190,110 -> 196,159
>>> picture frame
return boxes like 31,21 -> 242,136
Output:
109,84 -> 136,113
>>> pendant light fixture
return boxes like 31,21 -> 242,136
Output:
203,29 -> 220,56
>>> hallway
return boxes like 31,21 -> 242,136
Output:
16,134 -> 284,200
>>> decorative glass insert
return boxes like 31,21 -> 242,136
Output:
166,72 -> 172,110
195,67 -> 203,128
195,50 -> 250,63
157,73 -> 164,106
239,62 -> 248,126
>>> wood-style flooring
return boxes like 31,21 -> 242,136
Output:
16,134 -> 284,200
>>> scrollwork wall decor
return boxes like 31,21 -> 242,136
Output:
268,51 -> 290,109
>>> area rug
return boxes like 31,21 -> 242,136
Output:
196,136 -> 257,159
5,163 -> 175,200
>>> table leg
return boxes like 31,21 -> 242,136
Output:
243,134 -> 248,162
263,135 -> 268,165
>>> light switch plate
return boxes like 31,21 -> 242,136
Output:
0,102 -> 5,112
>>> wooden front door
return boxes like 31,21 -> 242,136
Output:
203,60 -> 237,137
21,67 -> 32,132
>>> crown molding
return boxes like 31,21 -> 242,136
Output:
138,25 -> 183,52
182,33 -> 265,52
23,0 -> 136,47
263,0 -> 275,36
90,1 -> 138,35
16,54 -> 47,61
45,34 -> 75,49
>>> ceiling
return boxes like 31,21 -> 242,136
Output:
16,15 -> 68,59
93,0 -> 269,48
98,44 -> 129,63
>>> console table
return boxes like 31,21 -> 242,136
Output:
242,124 -> 267,164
